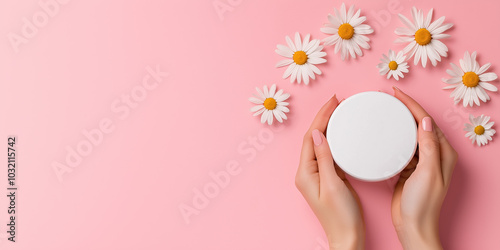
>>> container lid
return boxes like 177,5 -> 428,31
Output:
326,91 -> 417,181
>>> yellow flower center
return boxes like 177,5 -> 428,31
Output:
293,51 -> 308,65
415,28 -> 432,46
462,72 -> 480,87
263,98 -> 277,110
338,23 -> 354,40
389,61 -> 398,70
474,125 -> 485,135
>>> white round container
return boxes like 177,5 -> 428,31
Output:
326,91 -> 417,181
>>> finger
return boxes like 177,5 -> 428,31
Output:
415,117 -> 442,176
296,95 -> 339,200
312,129 -> 343,192
435,127 -> 458,186
308,94 -> 339,133
299,95 -> 339,166
392,156 -> 418,220
393,87 -> 455,180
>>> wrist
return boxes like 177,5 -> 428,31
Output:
328,228 -> 365,250
395,222 -> 442,250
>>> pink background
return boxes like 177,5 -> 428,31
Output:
0,0 -> 499,249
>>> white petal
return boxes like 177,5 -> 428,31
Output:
427,16 -> 445,32
398,13 -> 416,31
277,105 -> 290,113
267,110 -> 273,125
308,57 -> 327,64
350,16 -> 366,26
273,89 -> 283,99
476,87 -> 487,102
414,46 -> 422,65
432,33 -> 451,39
273,110 -> 283,123
261,110 -> 269,123
478,87 -> 491,101
477,63 -> 491,75
304,65 -> 316,80
431,23 -> 453,35
296,66 -> 302,84
253,107 -> 265,116
395,36 -> 415,43
340,3 -> 347,23
463,51 -> 472,72
379,66 -> 390,75
305,39 -> 320,54
285,36 -> 296,52
302,34 -> 311,50
294,32 -> 302,51
451,63 -> 464,76
269,84 -> 276,97
353,35 -> 370,49
290,66 -> 299,83
443,77 -> 462,84
446,69 -> 459,77
249,97 -> 263,104
275,59 -> 294,68
327,14 -> 342,28
283,63 -> 297,79
255,87 -> 265,99
393,71 -> 400,80
251,105 -> 265,112
479,82 -> 498,92
308,51 -> 327,59
471,89 -> 480,106
354,24 -> 373,34
431,40 -> 448,57
424,8 -> 433,27
403,41 -> 417,56
479,72 -> 498,82
276,45 -> 293,58
421,45 -> 428,68
463,87 -> 471,107
471,51 -> 479,72
346,4 -> 355,22
322,35 -> 339,46
309,64 -> 322,75
484,122 -> 495,129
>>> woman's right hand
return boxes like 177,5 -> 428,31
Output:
391,87 -> 458,250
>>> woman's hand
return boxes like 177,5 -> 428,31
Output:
295,95 -> 365,250
391,87 -> 458,250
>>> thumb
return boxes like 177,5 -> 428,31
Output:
416,117 -> 441,174
311,129 -> 342,190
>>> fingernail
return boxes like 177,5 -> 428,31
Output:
312,129 -> 323,146
422,117 -> 433,132
392,86 -> 403,93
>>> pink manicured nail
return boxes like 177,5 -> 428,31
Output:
392,86 -> 403,93
422,117 -> 433,132
312,129 -> 323,146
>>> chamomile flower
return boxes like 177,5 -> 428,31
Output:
320,3 -> 373,60
249,84 -> 290,125
464,114 -> 496,146
442,51 -> 498,107
275,32 -> 327,85
377,50 -> 409,80
395,7 -> 453,68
